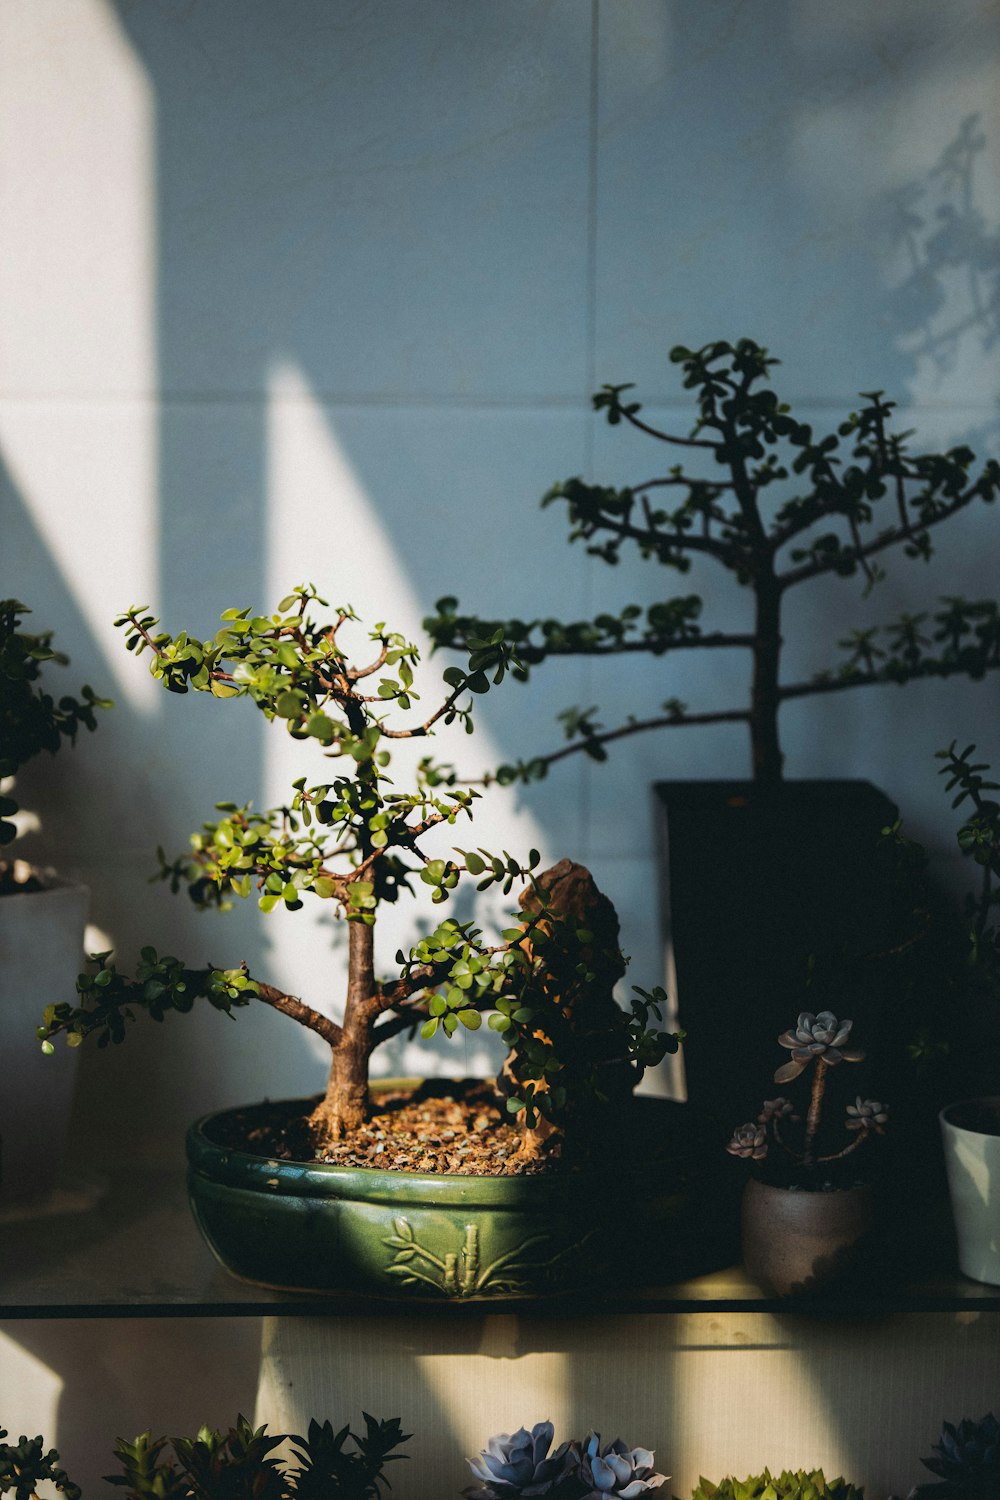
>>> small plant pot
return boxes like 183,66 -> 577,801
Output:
0,877 -> 89,1203
187,1090 -> 733,1298
940,1097 -> 1000,1286
740,1177 -> 877,1297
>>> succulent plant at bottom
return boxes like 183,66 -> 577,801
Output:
691,1470 -> 863,1500
108,1412 -> 410,1500
464,1422 -> 580,1500
576,1434 -> 666,1500
909,1411 -> 1000,1499
464,1424 -> 667,1500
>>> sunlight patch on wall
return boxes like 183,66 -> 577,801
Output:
265,358 -> 548,1075
0,0 -> 158,705
0,1331 -> 63,1445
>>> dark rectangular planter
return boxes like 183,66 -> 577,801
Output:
653,779 -> 901,1137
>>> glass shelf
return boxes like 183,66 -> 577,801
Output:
2,1165 -> 998,1319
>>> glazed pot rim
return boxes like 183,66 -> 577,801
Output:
744,1175 -> 876,1197
187,1086 -> 671,1205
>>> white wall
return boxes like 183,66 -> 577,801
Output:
1,0 -> 999,1489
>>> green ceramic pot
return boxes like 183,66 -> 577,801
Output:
186,1086 -> 733,1299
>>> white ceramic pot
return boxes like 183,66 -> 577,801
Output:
0,878 -> 89,1201
940,1097 -> 1000,1285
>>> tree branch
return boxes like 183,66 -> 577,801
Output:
776,483 -> 982,590
251,975 -> 343,1047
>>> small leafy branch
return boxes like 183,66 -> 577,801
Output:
108,1412 -> 410,1500
727,1012 -> 888,1187
0,1429 -> 81,1500
425,339 -> 1000,786
937,741 -> 1000,992
37,587 -> 670,1146
0,598 -> 111,848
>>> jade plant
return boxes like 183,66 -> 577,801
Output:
691,1472 -> 863,1500
0,1430 -> 81,1500
425,339 -> 1000,787
0,598 -> 110,864
108,1412 -> 410,1500
905,1411 -> 1000,1499
464,1422 -> 666,1500
936,742 -> 1000,1004
36,587 -> 673,1147
726,1013 -> 887,1189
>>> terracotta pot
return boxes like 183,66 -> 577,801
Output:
940,1096 -> 1000,1286
0,877 -> 89,1203
740,1176 -> 877,1296
187,1088 -> 733,1298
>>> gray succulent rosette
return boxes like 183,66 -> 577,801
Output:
576,1434 -> 667,1500
464,1422 -> 579,1500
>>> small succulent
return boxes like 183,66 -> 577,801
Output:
911,1411 -> 1000,1498
108,1412 -> 409,1500
464,1422 -> 578,1500
774,1012 -> 864,1083
576,1434 -> 666,1500
728,1011 -> 887,1187
691,1469 -> 863,1500
726,1122 -> 768,1161
845,1098 -> 888,1134
0,1431 -> 81,1500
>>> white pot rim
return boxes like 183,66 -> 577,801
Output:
940,1096 -> 1000,1133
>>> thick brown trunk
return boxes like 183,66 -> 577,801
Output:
750,573 -> 784,787
308,917 -> 378,1143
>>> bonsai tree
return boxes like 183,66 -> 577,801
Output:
37,586 -> 673,1147
109,1412 -> 409,1500
0,598 -> 110,867
726,1012 -> 888,1190
425,339 -> 1000,787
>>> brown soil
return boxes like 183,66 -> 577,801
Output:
205,1078 -> 564,1176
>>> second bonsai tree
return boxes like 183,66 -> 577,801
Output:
37,585 -> 674,1158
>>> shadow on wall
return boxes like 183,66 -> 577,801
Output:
880,112 -> 1000,433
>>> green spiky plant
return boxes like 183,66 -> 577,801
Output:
691,1470 -> 863,1500
425,339 -> 1000,789
36,586 -> 672,1147
0,598 -> 110,871
108,1412 -> 410,1500
936,743 -> 1000,1005
0,1430 -> 81,1500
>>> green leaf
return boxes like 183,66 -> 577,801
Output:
458,1009 -> 482,1030
306,713 -> 335,740
277,689 -> 306,719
